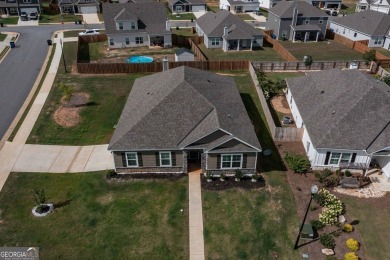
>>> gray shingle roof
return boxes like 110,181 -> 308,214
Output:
196,10 -> 262,38
108,66 -> 261,152
167,0 -> 206,5
103,2 -> 169,35
331,10 -> 390,36
286,69 -> 390,152
209,139 -> 257,152
269,1 -> 329,18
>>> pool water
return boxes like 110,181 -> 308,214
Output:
126,56 -> 154,63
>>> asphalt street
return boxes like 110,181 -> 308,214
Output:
0,24 -> 103,141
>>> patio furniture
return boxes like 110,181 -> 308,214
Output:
340,176 -> 360,188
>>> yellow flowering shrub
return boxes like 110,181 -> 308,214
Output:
346,238 -> 360,251
344,252 -> 358,260
343,223 -> 354,232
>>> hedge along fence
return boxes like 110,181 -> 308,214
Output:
248,63 -> 303,142
263,30 -> 298,62
251,60 -> 366,71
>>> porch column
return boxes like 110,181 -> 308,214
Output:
292,31 -> 296,42
237,40 -> 240,51
250,39 -> 253,51
316,31 -> 319,42
148,35 -> 151,47
304,32 -> 308,43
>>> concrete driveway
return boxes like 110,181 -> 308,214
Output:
83,13 -> 101,24
17,18 -> 39,26
193,11 -> 207,19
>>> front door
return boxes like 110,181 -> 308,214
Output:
188,151 -> 202,172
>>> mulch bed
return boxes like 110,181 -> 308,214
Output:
276,141 -> 365,260
107,173 -> 186,181
201,175 -> 265,190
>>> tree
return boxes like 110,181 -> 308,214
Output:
382,75 -> 390,86
303,55 -> 313,67
256,70 -> 286,99
362,49 -> 376,66
59,82 -> 74,102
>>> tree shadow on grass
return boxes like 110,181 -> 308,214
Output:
240,93 -> 287,173
53,199 -> 72,209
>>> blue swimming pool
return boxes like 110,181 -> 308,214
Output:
126,56 -> 154,63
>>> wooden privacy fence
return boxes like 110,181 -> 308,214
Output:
263,30 -> 298,62
251,60 -> 366,71
171,34 -> 203,46
79,34 -> 107,43
77,60 -> 249,74
188,38 -> 207,61
248,63 -> 303,142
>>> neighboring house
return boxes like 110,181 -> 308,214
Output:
266,1 -> 329,42
329,10 -> 390,48
196,10 -> 263,51
285,69 -> 390,177
369,0 -> 390,13
355,0 -> 372,12
103,2 -> 172,49
174,48 -> 194,61
167,0 -> 207,13
108,66 -> 262,175
0,0 -> 40,16
306,0 -> 342,9
58,0 -> 100,14
219,0 -> 260,13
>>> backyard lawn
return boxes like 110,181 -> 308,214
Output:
198,43 -> 284,61
280,40 -> 364,61
172,28 -> 197,37
27,42 -> 149,145
202,71 -> 300,259
168,12 -> 196,20
342,195 -> 390,260
0,172 -> 188,259
341,0 -> 358,15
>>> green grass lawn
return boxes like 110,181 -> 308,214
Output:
265,72 -> 305,82
172,28 -> 196,37
63,30 -> 84,38
342,195 -> 390,260
207,5 -> 220,13
373,47 -> 390,58
259,8 -> 269,18
39,14 -> 82,23
0,34 -> 6,41
236,13 -> 255,20
0,16 -> 19,24
198,43 -> 284,61
341,0 -> 357,15
0,172 -> 188,259
280,40 -> 364,61
27,42 -> 148,145
168,12 -> 196,20
202,71 -> 300,259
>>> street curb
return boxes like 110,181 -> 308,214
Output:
0,31 -> 58,151
0,32 -> 19,64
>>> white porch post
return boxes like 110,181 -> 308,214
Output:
250,39 -> 253,51
237,40 -> 240,51
316,31 -> 319,42
292,31 -> 296,42
148,35 -> 151,47
304,32 -> 308,43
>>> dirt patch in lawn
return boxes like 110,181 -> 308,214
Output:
201,175 -> 265,190
271,95 -> 291,114
276,141 -> 365,260
53,93 -> 90,128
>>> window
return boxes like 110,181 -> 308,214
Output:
176,6 -> 182,11
118,22 -> 123,30
131,22 -> 136,30
211,38 -> 220,46
63,6 -> 72,12
9,8 -> 18,14
126,152 -> 138,167
221,154 -> 242,169
329,152 -> 351,165
374,37 -> 382,44
135,37 -> 143,44
109,38 -> 114,46
23,0 -> 31,3
160,152 -> 172,166
305,18 -> 310,24
125,38 -> 129,45
361,6 -> 366,10
282,31 -> 287,37
354,32 -> 357,37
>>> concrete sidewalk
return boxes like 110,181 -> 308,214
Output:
0,32 -> 18,63
189,171 -> 205,260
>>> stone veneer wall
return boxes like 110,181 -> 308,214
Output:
207,169 -> 256,176
201,153 -> 207,171
183,151 -> 188,174
116,167 -> 184,174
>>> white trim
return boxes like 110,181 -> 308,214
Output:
220,153 -> 243,169
125,152 -> 138,167
159,151 -> 172,167
328,152 -> 352,166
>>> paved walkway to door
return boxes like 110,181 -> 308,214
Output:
189,170 -> 205,260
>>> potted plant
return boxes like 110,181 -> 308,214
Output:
235,169 -> 243,182
32,189 -> 54,217
220,172 -> 226,182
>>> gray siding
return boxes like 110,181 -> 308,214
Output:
113,150 -> 183,168
266,13 -> 281,38
207,152 -> 257,169
204,35 -> 222,49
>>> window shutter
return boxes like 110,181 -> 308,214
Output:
121,153 -> 127,167
242,154 -> 247,168
155,152 -> 160,166
137,152 -> 143,167
351,153 -> 357,163
324,152 -> 331,165
171,152 -> 176,166
217,155 -> 221,169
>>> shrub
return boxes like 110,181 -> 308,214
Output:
344,252 -> 358,260
310,219 -> 325,231
303,55 -> 313,67
219,172 -> 225,180
320,234 -> 336,249
106,169 -> 117,178
256,70 -> 286,99
324,176 -> 339,188
251,172 -> 261,181
235,169 -> 243,180
346,238 -> 359,251
343,224 -> 354,233
310,204 -> 319,211
59,82 -> 74,102
314,168 -> 333,183
284,153 -> 310,173
362,49 -> 376,66
382,75 -> 390,86
344,170 -> 352,177
317,188 -> 343,225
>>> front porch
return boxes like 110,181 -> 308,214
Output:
291,25 -> 323,43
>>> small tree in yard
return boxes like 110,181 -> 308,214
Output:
284,153 -> 311,173
32,189 -> 49,214
362,49 -> 376,66
382,75 -> 390,86
59,82 -> 74,102
303,55 -> 313,67
256,70 -> 286,99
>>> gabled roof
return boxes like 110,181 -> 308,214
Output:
286,69 -> 390,153
103,2 -> 169,35
331,10 -> 390,36
167,0 -> 206,5
356,0 -> 373,5
108,66 -> 261,152
114,8 -> 138,20
269,1 -> 329,18
58,0 -> 76,5
196,10 -> 262,38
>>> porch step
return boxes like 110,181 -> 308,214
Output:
366,168 -> 381,176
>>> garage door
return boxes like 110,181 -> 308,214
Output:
80,6 -> 97,14
20,7 -> 38,15
192,5 -> 206,12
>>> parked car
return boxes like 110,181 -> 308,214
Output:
79,29 -> 100,36
20,12 -> 28,21
29,12 -> 38,20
